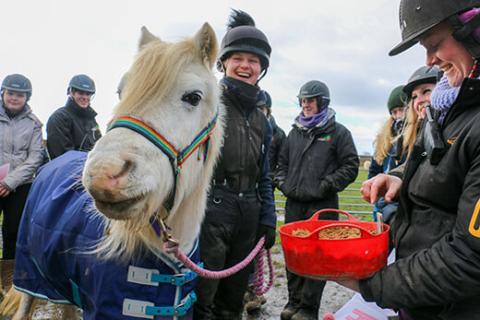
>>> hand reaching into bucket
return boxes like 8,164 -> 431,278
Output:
361,174 -> 402,204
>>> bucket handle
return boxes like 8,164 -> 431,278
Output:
309,209 -> 359,222
308,222 -> 376,240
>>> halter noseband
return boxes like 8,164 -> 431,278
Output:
108,111 -> 218,212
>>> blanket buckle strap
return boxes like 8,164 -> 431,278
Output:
122,291 -> 197,318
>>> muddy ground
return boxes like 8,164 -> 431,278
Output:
242,243 -> 355,319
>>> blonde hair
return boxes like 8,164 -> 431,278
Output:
373,117 -> 398,164
402,100 -> 421,157
116,39 -> 199,116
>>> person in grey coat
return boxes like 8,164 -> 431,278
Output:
0,74 -> 44,259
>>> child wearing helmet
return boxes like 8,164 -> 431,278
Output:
193,10 -> 276,320
46,74 -> 101,159
354,1 -> 480,318
368,85 -> 407,180
0,74 -> 43,261
368,86 -> 407,224
256,90 -> 287,185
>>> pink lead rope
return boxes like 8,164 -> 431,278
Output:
163,236 -> 274,295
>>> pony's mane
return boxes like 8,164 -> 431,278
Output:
116,37 -> 200,116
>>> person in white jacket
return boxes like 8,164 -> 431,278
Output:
0,74 -> 43,259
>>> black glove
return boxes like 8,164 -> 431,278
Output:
257,224 -> 276,249
318,180 -> 331,198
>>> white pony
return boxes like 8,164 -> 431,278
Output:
0,23 -> 223,320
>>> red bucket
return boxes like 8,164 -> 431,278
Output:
279,209 -> 389,280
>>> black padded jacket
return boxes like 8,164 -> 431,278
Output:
46,97 -> 101,159
275,113 -> 359,203
360,77 -> 480,320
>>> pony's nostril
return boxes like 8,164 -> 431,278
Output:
111,160 -> 134,179
87,159 -> 135,197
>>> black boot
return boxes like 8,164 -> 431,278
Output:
280,302 -> 300,320
291,307 -> 318,320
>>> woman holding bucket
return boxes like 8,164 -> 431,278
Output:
347,0 -> 480,319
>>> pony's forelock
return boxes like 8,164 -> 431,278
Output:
116,38 -> 201,116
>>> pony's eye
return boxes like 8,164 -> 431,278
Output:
182,91 -> 203,106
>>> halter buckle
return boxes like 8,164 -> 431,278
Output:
158,218 -> 179,246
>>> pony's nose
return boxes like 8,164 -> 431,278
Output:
87,160 -> 134,201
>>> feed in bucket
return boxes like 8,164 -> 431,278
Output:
292,226 -> 379,239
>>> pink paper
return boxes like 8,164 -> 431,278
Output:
0,163 -> 10,182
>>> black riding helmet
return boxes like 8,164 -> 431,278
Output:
389,0 -> 480,56
297,80 -> 330,108
217,10 -> 271,77
68,74 -> 96,94
1,74 -> 32,100
403,66 -> 442,99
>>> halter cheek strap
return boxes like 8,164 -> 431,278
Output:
108,111 -> 218,212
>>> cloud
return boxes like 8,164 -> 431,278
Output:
1,0 -> 428,154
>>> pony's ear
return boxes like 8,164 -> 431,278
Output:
138,26 -> 160,51
193,23 -> 218,69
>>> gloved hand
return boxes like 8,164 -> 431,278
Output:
256,224 -> 276,249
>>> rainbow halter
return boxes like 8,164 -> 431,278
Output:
108,111 -> 218,211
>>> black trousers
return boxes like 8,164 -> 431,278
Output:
0,183 -> 31,259
194,186 -> 261,320
284,197 -> 338,312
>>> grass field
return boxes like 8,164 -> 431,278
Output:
338,169 -> 373,221
273,169 -> 374,244
274,169 -> 373,220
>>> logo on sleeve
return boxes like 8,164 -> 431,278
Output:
468,199 -> 480,238
447,136 -> 457,145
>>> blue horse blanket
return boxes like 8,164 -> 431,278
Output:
13,151 -> 199,319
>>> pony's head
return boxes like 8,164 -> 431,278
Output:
82,23 -> 223,258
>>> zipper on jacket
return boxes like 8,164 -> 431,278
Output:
10,119 -> 15,159
243,118 -> 251,181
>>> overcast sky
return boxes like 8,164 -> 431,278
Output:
1,0 -> 427,154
